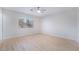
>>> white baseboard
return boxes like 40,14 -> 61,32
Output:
2,32 -> 40,40
2,32 -> 79,44
42,32 -> 75,41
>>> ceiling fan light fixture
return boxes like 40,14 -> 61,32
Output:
30,7 -> 46,14
37,10 -> 41,13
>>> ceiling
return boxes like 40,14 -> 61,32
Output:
3,7 -> 75,17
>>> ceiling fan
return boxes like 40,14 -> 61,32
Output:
30,7 -> 46,13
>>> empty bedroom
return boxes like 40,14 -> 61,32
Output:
0,7 -> 79,51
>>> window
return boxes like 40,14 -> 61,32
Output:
19,16 -> 33,28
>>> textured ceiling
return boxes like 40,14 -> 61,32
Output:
3,7 -> 75,17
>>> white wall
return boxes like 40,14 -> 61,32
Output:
0,8 -> 2,40
2,9 -> 41,39
41,9 -> 78,41
2,8 -> 78,42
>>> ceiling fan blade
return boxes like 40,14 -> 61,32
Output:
30,9 -> 33,11
41,9 -> 46,11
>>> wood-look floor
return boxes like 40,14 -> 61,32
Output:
0,34 -> 79,51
